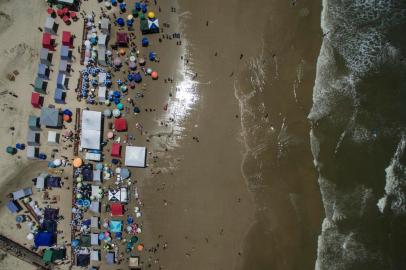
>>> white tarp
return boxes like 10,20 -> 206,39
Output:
124,146 -> 146,167
47,131 -> 59,144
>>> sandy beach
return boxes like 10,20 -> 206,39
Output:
0,0 -> 324,269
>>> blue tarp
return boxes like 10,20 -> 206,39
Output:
82,167 -> 93,181
34,232 -> 55,247
46,176 -> 61,188
41,220 -> 57,233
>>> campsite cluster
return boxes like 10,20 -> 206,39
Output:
4,0 -> 169,269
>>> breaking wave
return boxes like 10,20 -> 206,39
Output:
310,0 -> 406,269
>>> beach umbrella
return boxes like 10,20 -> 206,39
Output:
127,73 -> 134,81
111,0 -> 117,5
104,109 -> 112,117
71,12 -> 78,20
134,73 -> 142,83
63,115 -> 71,122
119,2 -> 126,11
127,14 -> 134,20
116,79 -> 123,85
73,157 -> 83,168
129,61 -> 137,70
16,143 -> 25,150
141,37 -> 149,47
133,107 -> 141,114
76,194 -> 83,199
138,57 -> 146,66
63,109 -> 73,116
77,183 -> 83,188
117,103 -> 124,110
6,146 -> 16,155
151,71 -> 158,80
99,233 -> 105,240
83,200 -> 90,207
113,109 -> 121,117
63,7 -> 69,15
16,215 -> 24,223
149,52 -> 156,61
114,91 -> 121,98
127,19 -> 133,27
96,163 -> 103,170
112,159 -> 119,165
129,55 -> 136,62
148,11 -> 155,19
116,18 -> 125,26
26,233 -> 34,240
63,16 -> 70,24
146,68 -> 152,75
53,159 -> 62,167
104,99 -> 111,106
84,40 -> 91,47
76,177 -> 82,183
47,8 -> 55,15
105,1 -> 111,8
113,57 -> 122,66
120,85 -> 128,92
107,131 -> 114,139
135,2 -> 141,10
141,5 -> 147,13
57,9 -> 64,17
129,81 -> 136,88
137,244 -> 144,251
119,48 -> 126,55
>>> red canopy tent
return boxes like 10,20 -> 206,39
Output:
116,32 -> 128,47
114,118 -> 127,131
62,31 -> 72,47
42,33 -> 52,49
31,92 -> 41,108
111,203 -> 123,217
111,143 -> 121,157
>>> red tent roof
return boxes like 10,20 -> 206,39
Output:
42,33 -> 51,47
62,31 -> 71,46
116,32 -> 128,46
111,203 -> 123,216
31,92 -> 41,108
111,143 -> 121,157
114,118 -> 127,131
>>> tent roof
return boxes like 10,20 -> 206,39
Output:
47,131 -> 58,143
76,254 -> 90,267
40,107 -> 61,127
12,188 -> 32,200
81,129 -> 101,150
111,203 -> 123,216
31,92 -> 40,106
82,110 -> 101,131
62,31 -> 71,44
106,252 -> 115,264
125,146 -> 146,167
114,118 -> 127,131
6,200 -> 21,213
60,45 -> 70,57
40,48 -> 49,60
116,32 -> 128,45
45,17 -> 55,29
44,207 -> 59,220
111,143 -> 121,157
34,232 -> 55,247
42,33 -> 51,46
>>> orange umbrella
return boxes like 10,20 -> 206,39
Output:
151,71 -> 158,80
73,157 -> 82,168
119,48 -> 126,55
63,114 -> 71,122
137,244 -> 144,251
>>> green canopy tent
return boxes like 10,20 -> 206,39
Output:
34,77 -> 47,94
43,248 -> 66,263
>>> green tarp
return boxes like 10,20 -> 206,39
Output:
43,249 -> 66,263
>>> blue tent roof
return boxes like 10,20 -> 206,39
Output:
38,64 -> 47,76
60,45 -> 70,58
106,252 -> 115,264
6,200 -> 21,214
34,232 -> 55,247
109,220 -> 122,233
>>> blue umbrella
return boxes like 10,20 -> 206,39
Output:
112,159 -> 119,164
111,0 -> 117,6
149,52 -> 156,61
114,91 -> 121,98
119,2 -> 126,11
114,98 -> 120,105
127,19 -> 133,27
116,17 -> 125,26
133,107 -> 140,113
16,215 -> 24,223
127,73 -> 134,81
142,37 -> 149,47
63,109 -> 73,116
127,215 -> 134,224
134,73 -> 142,83
135,2 -> 141,11
98,233 -> 105,240
116,79 -> 123,85
141,4 -> 147,13
115,232 -> 122,239
83,200 -> 90,207
16,143 -> 25,150
117,103 -> 124,110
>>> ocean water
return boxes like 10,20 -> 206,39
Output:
309,0 -> 406,269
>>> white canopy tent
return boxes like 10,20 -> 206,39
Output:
80,110 -> 102,150
108,187 -> 128,203
124,146 -> 146,167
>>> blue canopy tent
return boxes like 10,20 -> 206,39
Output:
7,200 -> 22,214
109,220 -> 122,233
54,88 -> 65,104
82,167 -> 93,181
38,64 -> 48,79
46,176 -> 61,188
41,220 -> 57,233
34,232 -> 55,247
